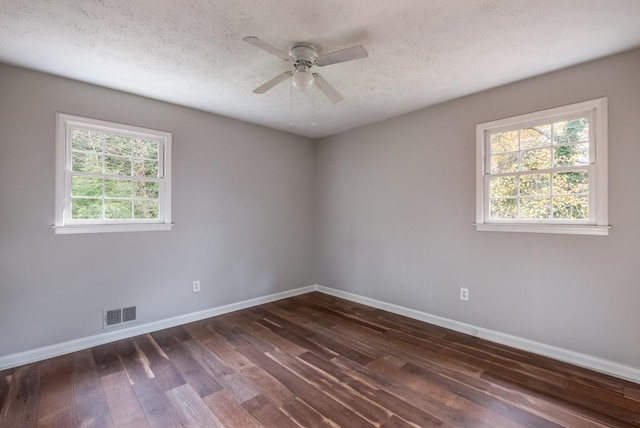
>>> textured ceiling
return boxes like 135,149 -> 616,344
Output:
2,1 -> 640,138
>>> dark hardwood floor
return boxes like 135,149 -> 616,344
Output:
1,291 -> 639,427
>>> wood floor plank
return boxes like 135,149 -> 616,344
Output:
347,377 -> 444,427
203,389 -> 263,427
242,394 -> 299,428
304,300 -> 624,426
241,314 -> 311,356
92,343 -> 123,378
0,363 -> 41,428
100,371 -> 148,428
70,349 -> 113,428
166,383 -> 222,428
132,377 -> 188,427
280,396 -> 336,428
261,301 -> 387,360
481,369 -> 640,426
2,291 -> 639,427
149,326 -> 191,353
200,329 -> 298,407
366,356 -> 517,428
230,341 -> 374,427
400,361 -> 562,428
113,339 -> 153,385
267,348 -> 393,425
626,387 -> 640,403
183,339 -> 259,403
285,299 -> 485,379
0,368 -> 14,420
480,370 -> 635,428
163,341 -> 222,397
208,315 -> 278,354
37,355 -> 75,428
133,334 -> 185,392
251,305 -> 375,365
380,414 -> 420,428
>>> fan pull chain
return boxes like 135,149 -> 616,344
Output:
311,83 -> 317,127
289,75 -> 294,126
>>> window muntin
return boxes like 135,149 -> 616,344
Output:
55,114 -> 172,234
487,115 -> 590,222
476,98 -> 608,235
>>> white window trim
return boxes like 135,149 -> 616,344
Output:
54,113 -> 173,234
475,98 -> 609,236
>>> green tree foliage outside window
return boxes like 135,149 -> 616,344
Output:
70,129 -> 160,220
489,117 -> 589,220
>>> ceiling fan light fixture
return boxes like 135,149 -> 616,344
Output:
292,67 -> 314,91
244,36 -> 368,104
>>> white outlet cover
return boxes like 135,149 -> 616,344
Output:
193,280 -> 201,292
460,288 -> 469,301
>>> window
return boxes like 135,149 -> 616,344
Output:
54,113 -> 172,234
476,98 -> 608,235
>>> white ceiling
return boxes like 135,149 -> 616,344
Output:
2,1 -> 640,139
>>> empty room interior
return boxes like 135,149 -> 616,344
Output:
2,1 -> 640,426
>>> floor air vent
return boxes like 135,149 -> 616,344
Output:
103,305 -> 137,329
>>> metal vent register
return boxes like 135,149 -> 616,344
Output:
103,306 -> 137,328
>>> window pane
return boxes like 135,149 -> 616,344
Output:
105,135 -> 132,157
553,117 -> 588,144
71,198 -> 102,219
133,160 -> 159,177
521,148 -> 551,171
72,152 -> 102,173
133,139 -> 159,159
490,176 -> 517,197
72,176 -> 102,197
134,200 -> 159,219
490,131 -> 518,154
519,197 -> 551,219
554,143 -> 589,167
520,125 -> 551,149
490,198 -> 517,219
519,174 -> 550,196
553,195 -> 588,219
104,156 -> 132,176
491,153 -> 519,174
105,200 -> 132,219
71,129 -> 104,153
105,179 -> 132,198
135,181 -> 159,199
553,171 -> 588,195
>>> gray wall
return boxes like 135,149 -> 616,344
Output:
2,49 -> 639,370
316,49 -> 640,368
0,64 -> 315,357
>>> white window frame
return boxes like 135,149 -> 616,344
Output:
54,113 -> 173,234
475,98 -> 609,235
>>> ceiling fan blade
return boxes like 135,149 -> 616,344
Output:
316,45 -> 368,67
243,36 -> 291,61
253,71 -> 292,94
312,73 -> 344,103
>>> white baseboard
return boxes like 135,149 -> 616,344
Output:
0,285 -> 316,371
315,285 -> 640,384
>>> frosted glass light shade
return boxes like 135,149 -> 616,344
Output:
292,69 -> 314,91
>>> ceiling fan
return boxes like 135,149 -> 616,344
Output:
243,36 -> 368,103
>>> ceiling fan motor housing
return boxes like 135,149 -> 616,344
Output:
289,43 -> 318,68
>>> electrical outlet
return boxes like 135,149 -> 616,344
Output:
460,287 -> 469,301
192,280 -> 201,293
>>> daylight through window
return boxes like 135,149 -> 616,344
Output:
476,98 -> 608,235
55,114 -> 172,234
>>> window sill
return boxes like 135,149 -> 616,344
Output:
475,223 -> 610,236
53,223 -> 173,235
